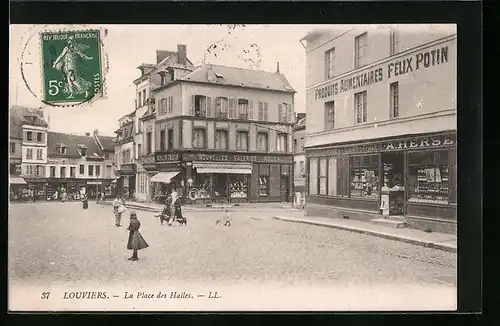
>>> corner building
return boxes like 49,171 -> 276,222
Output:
151,64 -> 296,204
301,25 -> 457,233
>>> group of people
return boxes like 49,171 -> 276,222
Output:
159,189 -> 185,226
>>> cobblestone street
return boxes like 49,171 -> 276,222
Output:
9,202 -> 457,310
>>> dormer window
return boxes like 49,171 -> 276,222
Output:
214,72 -> 224,79
77,144 -> 88,157
61,147 -> 67,155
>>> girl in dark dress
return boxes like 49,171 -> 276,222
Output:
82,193 -> 89,210
127,211 -> 149,261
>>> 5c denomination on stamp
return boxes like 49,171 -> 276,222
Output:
41,30 -> 103,105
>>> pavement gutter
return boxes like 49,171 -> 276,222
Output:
273,216 -> 457,253
99,202 -> 300,213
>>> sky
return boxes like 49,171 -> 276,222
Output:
10,24 -> 324,136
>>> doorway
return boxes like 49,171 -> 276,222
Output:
280,175 -> 290,202
381,151 -> 405,216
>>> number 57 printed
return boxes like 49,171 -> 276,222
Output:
41,30 -> 103,105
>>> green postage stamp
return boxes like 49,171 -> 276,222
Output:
41,30 -> 103,105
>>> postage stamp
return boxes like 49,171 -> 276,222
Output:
40,29 -> 103,105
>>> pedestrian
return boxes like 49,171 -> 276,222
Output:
159,195 -> 172,225
113,195 -> 124,227
126,211 -> 149,261
82,193 -> 89,210
172,196 -> 185,225
223,206 -> 232,226
100,192 -> 105,202
61,191 -> 67,202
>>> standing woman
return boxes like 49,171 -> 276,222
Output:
126,211 -> 149,261
82,193 -> 89,210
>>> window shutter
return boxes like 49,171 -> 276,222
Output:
264,102 -> 269,121
248,100 -> 254,120
206,97 -> 212,117
288,103 -> 293,123
190,95 -> 196,116
278,104 -> 283,123
258,102 -> 263,120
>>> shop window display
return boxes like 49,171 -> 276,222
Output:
229,175 -> 248,198
349,155 -> 379,199
258,176 -> 269,197
193,173 -> 212,199
309,158 -> 318,195
407,150 -> 450,205
319,158 -> 327,195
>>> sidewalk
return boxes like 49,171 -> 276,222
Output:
273,215 -> 457,253
99,200 -> 300,213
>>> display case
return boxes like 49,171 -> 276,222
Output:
408,167 -> 449,204
258,176 -> 269,197
350,168 -> 379,199
230,175 -> 248,198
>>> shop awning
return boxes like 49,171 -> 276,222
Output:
10,176 -> 27,185
151,171 -> 180,183
193,162 -> 252,174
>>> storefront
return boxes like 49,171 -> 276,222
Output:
306,131 -> 457,233
23,178 -> 48,200
151,152 -> 183,203
9,174 -> 28,201
119,164 -> 136,199
182,152 -> 293,204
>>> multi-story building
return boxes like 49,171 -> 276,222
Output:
301,24 -> 457,233
9,106 -> 33,200
292,113 -> 306,206
45,131 -> 116,200
134,45 -> 195,201
114,112 -> 136,198
149,62 -> 296,204
16,106 -> 49,198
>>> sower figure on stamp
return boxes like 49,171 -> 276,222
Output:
127,211 -> 149,261
52,36 -> 93,100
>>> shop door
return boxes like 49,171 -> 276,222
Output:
280,176 -> 290,202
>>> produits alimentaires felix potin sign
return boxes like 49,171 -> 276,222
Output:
315,45 -> 451,101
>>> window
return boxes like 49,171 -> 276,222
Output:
229,175 -> 248,198
350,155 -> 379,199
26,148 -> 33,159
228,99 -> 237,119
300,161 -> 305,176
319,158 -> 328,195
215,130 -> 228,150
167,96 -> 173,113
328,157 -> 338,196
88,165 -> 94,176
146,132 -> 152,154
159,98 -> 167,114
106,165 -> 112,178
27,131 -> 33,141
160,130 -> 166,151
36,149 -> 43,160
407,150 -> 452,205
142,89 -> 147,106
70,167 -> 76,178
355,91 -> 368,124
258,102 -> 269,121
325,100 -> 335,130
236,131 -> 248,151
167,129 -> 173,150
79,164 -> 85,175
390,82 -> 399,118
60,147 -> 67,155
138,92 -> 142,108
37,132 -> 43,142
35,165 -> 43,177
293,139 -> 297,152
355,32 -> 368,68
95,165 -> 100,176
258,164 -> 270,197
138,120 -> 142,133
309,158 -> 318,195
325,47 -> 335,79
193,129 -> 206,149
276,133 -> 288,153
60,166 -> 66,178
390,27 -> 399,55
238,99 -> 249,119
25,165 -> 33,175
80,147 -> 87,156
278,103 -> 288,123
195,95 -> 207,117
10,142 -> 15,153
137,144 -> 142,157
50,166 -> 56,177
257,132 -> 268,152
215,97 -> 228,119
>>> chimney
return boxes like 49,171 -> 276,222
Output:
85,132 -> 91,137
276,61 -> 280,74
177,44 -> 187,65
93,129 -> 99,137
156,50 -> 171,64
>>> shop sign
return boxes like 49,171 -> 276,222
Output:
10,158 -> 22,163
120,164 -> 136,175
315,45 -> 451,101
87,181 -> 102,185
155,152 -> 181,163
183,152 -> 293,164
139,154 -> 155,164
15,164 -> 22,175
310,134 -> 456,156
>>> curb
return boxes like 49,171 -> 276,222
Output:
273,216 -> 457,253
99,202 -> 301,213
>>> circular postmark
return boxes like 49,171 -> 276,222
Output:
18,24 -> 109,108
